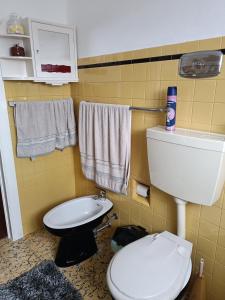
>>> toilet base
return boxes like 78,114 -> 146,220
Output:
55,230 -> 97,267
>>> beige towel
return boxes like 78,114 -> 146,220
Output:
15,98 -> 77,158
79,101 -> 131,194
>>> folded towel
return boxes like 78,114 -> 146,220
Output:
79,101 -> 131,194
14,98 -> 76,158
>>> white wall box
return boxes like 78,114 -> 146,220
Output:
0,19 -> 78,84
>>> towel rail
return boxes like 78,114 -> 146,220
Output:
129,106 -> 167,112
8,100 -> 71,107
8,101 -> 16,107
8,101 -> 167,112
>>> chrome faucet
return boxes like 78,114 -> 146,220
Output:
99,190 -> 106,198
94,190 -> 106,200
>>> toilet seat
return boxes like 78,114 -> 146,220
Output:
107,231 -> 192,300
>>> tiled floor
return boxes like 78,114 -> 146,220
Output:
0,228 -> 114,300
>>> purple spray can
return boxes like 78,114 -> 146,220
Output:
166,86 -> 177,131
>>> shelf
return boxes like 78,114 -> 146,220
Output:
0,56 -> 32,61
0,34 -> 30,39
3,77 -> 77,83
0,19 -> 78,85
3,76 -> 35,81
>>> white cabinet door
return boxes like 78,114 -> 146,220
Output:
31,21 -> 77,82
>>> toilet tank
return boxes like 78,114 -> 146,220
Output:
147,126 -> 225,206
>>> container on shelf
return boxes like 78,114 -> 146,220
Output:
10,44 -> 25,57
7,14 -> 25,35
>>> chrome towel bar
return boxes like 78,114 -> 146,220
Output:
129,106 -> 167,112
8,101 -> 167,112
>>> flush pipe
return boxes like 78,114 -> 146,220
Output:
174,198 -> 187,239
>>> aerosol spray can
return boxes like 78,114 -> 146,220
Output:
166,86 -> 177,131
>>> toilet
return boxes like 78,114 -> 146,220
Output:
107,231 -> 192,300
107,126 -> 225,300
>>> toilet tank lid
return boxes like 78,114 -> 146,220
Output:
147,126 -> 225,152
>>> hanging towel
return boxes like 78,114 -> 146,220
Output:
79,101 -> 131,194
14,98 -> 77,158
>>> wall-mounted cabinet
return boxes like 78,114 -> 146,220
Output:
0,19 -> 78,85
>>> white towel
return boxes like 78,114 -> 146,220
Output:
15,98 -> 77,158
79,101 -> 131,194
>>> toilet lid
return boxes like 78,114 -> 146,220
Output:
109,231 -> 192,300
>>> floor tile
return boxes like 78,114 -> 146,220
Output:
0,228 -> 114,299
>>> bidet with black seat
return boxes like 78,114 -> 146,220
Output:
43,193 -> 113,267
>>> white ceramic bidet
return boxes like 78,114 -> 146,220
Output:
43,195 -> 113,267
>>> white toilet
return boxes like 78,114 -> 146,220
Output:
107,231 -> 192,300
107,126 -> 225,300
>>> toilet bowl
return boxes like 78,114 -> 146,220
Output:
107,231 -> 192,300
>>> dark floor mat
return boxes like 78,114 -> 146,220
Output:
0,260 -> 82,300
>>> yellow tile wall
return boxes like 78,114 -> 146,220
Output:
73,37 -> 225,300
4,81 -> 76,235
3,37 -> 225,299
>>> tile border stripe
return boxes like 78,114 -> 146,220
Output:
78,49 -> 225,69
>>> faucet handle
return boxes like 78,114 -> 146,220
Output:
99,190 -> 106,198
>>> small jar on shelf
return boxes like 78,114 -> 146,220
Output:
7,14 -> 25,35
10,43 -> 25,57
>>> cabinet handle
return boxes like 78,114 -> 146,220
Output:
36,49 -> 40,54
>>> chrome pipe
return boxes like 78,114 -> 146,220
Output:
94,213 -> 118,234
